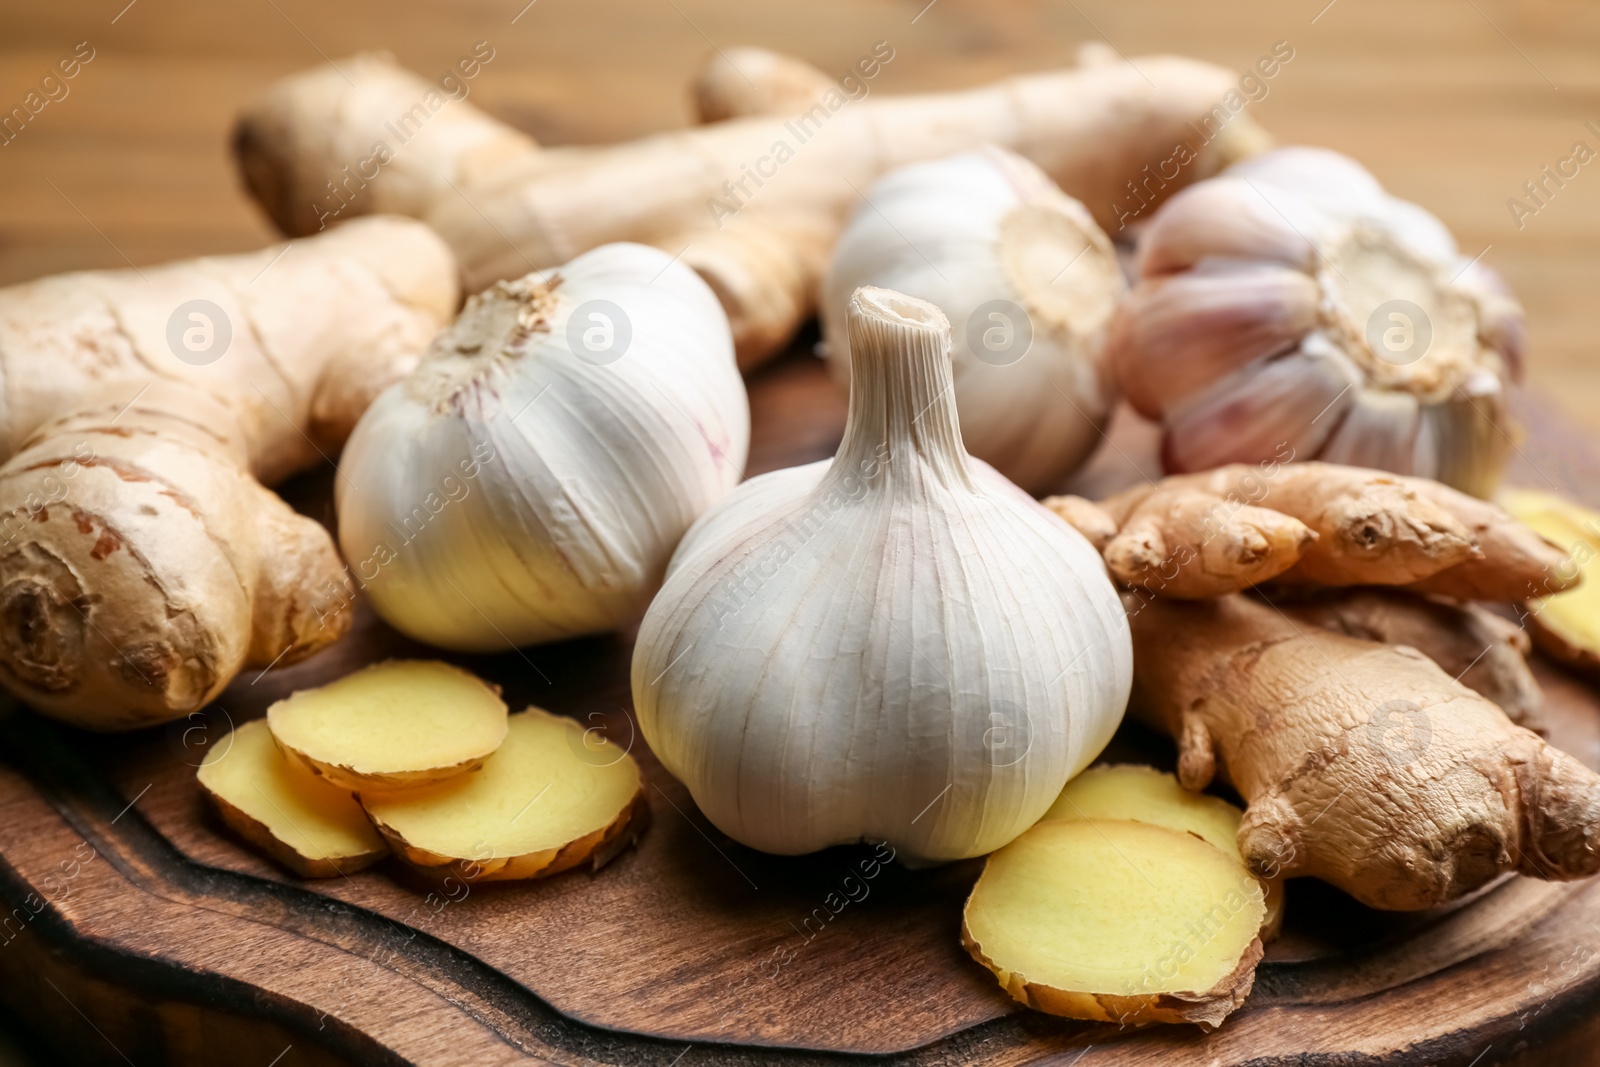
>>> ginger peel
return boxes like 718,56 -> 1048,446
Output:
235,49 -> 1265,369
1280,587 -> 1544,731
0,217 -> 457,729
1127,593 -> 1600,910
1046,461 -> 1574,602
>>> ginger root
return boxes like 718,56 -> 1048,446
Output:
691,46 -> 840,123
198,719 -> 388,878
962,818 -> 1266,1029
1127,593 -> 1600,910
1280,588 -> 1544,731
1046,461 -> 1574,601
0,217 -> 457,729
234,49 -> 1263,369
268,661 -> 509,791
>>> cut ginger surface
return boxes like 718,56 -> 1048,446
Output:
361,707 -> 645,882
1500,488 -> 1600,673
1044,764 -> 1282,939
963,818 -> 1266,1030
1044,764 -> 1241,852
267,660 -> 508,790
197,719 -> 387,878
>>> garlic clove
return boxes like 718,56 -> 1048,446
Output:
1236,147 -> 1460,263
1111,261 -> 1320,419
1454,259 -> 1526,379
1253,149 -> 1461,261
1315,387 -> 1422,474
1225,146 -> 1386,216
634,286 -> 1132,864
1161,334 -> 1361,473
1136,177 -> 1323,277
1418,378 -> 1511,499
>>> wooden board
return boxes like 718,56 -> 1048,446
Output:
3,349 -> 1600,1066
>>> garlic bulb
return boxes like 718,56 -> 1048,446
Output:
821,147 -> 1125,495
1110,146 -> 1522,497
633,286 -> 1131,863
336,243 -> 749,650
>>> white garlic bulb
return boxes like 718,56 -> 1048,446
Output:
1111,146 -> 1523,497
336,243 -> 749,650
821,147 -> 1125,495
633,287 -> 1131,863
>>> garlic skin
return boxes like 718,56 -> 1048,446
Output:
336,243 -> 749,650
821,148 -> 1125,495
1113,146 -> 1522,497
634,287 -> 1131,863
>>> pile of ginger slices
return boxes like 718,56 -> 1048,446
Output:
197,660 -> 645,882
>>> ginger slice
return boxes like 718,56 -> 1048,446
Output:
361,707 -> 645,882
1043,764 -> 1283,941
267,660 -> 508,791
197,719 -> 388,878
1045,765 -> 1239,848
963,819 -> 1266,1030
1500,488 -> 1600,674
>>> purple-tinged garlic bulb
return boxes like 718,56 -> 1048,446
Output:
1108,147 -> 1523,496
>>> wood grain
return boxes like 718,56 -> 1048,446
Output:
3,0 -> 1600,426
2,351 -> 1600,1065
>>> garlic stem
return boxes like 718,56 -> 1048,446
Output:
837,287 -> 975,492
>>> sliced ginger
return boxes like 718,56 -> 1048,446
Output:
268,660 -> 508,790
963,819 -> 1266,1030
1044,764 -> 1283,941
197,719 -> 388,878
1500,488 -> 1600,674
361,707 -> 645,882
1045,764 -> 1240,849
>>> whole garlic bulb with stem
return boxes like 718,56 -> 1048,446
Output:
821,147 -> 1126,495
336,243 -> 749,650
1110,146 -> 1523,497
633,286 -> 1131,864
